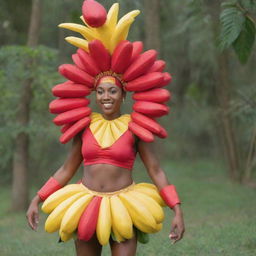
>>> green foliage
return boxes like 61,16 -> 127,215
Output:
233,16 -> 256,63
219,1 -> 256,64
0,45 -> 60,179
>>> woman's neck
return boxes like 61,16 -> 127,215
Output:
102,111 -> 122,121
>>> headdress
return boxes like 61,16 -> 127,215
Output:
49,0 -> 172,144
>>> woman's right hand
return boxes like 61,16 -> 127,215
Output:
26,195 -> 42,231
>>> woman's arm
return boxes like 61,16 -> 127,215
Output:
26,134 -> 83,230
137,139 -> 185,243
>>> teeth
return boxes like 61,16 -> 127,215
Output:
103,103 -> 113,108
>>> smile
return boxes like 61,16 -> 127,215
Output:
102,103 -> 113,109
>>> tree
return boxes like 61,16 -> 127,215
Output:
11,0 -> 43,211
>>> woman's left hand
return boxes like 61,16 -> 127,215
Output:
169,204 -> 185,244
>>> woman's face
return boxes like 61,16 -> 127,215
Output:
95,82 -> 125,117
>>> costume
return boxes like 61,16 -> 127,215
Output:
38,0 -> 180,246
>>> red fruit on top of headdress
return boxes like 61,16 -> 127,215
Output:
125,72 -> 164,92
123,50 -> 157,81
111,40 -> 133,74
131,41 -> 143,63
52,82 -> 91,98
60,116 -> 91,144
133,101 -> 169,117
132,88 -> 171,103
82,0 -> 107,28
59,64 -> 94,88
89,40 -> 111,71
128,121 -> 154,142
147,60 -> 166,73
131,112 -> 161,134
53,107 -> 91,126
156,72 -> 172,88
78,196 -> 102,241
72,54 -> 85,71
77,49 -> 101,77
49,98 -> 90,114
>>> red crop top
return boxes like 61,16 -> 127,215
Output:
82,126 -> 137,170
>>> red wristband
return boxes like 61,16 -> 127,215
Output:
159,184 -> 181,209
37,177 -> 62,201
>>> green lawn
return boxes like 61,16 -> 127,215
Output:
0,159 -> 256,256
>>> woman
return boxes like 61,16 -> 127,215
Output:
26,76 -> 185,255
27,1 -> 185,255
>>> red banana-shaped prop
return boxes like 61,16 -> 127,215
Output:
82,0 -> 107,28
72,54 -> 85,71
60,116 -> 91,144
125,72 -> 164,92
111,40 -> 133,74
156,72 -> 172,88
77,49 -> 101,76
128,121 -> 154,142
133,101 -> 169,117
52,82 -> 91,98
131,112 -> 161,133
53,107 -> 91,126
89,40 -> 111,71
123,50 -> 157,81
147,60 -> 166,73
78,196 -> 102,241
132,88 -> 171,103
59,64 -> 94,88
158,126 -> 168,138
49,98 -> 90,114
131,112 -> 168,139
131,41 -> 143,63
61,123 -> 74,133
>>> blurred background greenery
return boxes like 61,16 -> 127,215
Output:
0,0 -> 256,255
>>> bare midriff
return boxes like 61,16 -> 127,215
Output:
82,164 -> 134,192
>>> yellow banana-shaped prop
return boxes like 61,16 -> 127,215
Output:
134,186 -> 166,207
59,230 -> 74,242
60,194 -> 93,234
42,184 -> 86,213
65,36 -> 89,52
129,191 -> 164,224
96,197 -> 112,245
110,195 -> 133,239
106,3 -> 119,31
45,192 -> 86,233
59,23 -> 96,41
119,191 -> 157,233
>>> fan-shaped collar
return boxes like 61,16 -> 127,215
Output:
89,112 -> 131,148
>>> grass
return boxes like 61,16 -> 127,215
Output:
0,159 -> 256,256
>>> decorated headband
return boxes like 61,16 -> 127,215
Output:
49,0 -> 172,144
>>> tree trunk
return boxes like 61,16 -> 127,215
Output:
11,0 -> 42,211
207,0 -> 241,181
143,0 -> 160,52
216,52 -> 240,181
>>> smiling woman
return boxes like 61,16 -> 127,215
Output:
95,76 -> 126,120
26,0 -> 184,255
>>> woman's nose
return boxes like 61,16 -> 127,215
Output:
102,92 -> 110,99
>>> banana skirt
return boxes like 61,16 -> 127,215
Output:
41,182 -> 166,245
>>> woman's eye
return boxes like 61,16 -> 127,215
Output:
97,90 -> 103,94
110,90 -> 117,94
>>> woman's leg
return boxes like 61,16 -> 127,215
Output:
109,232 -> 137,256
74,233 -> 102,256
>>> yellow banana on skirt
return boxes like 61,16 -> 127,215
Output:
41,182 -> 166,245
